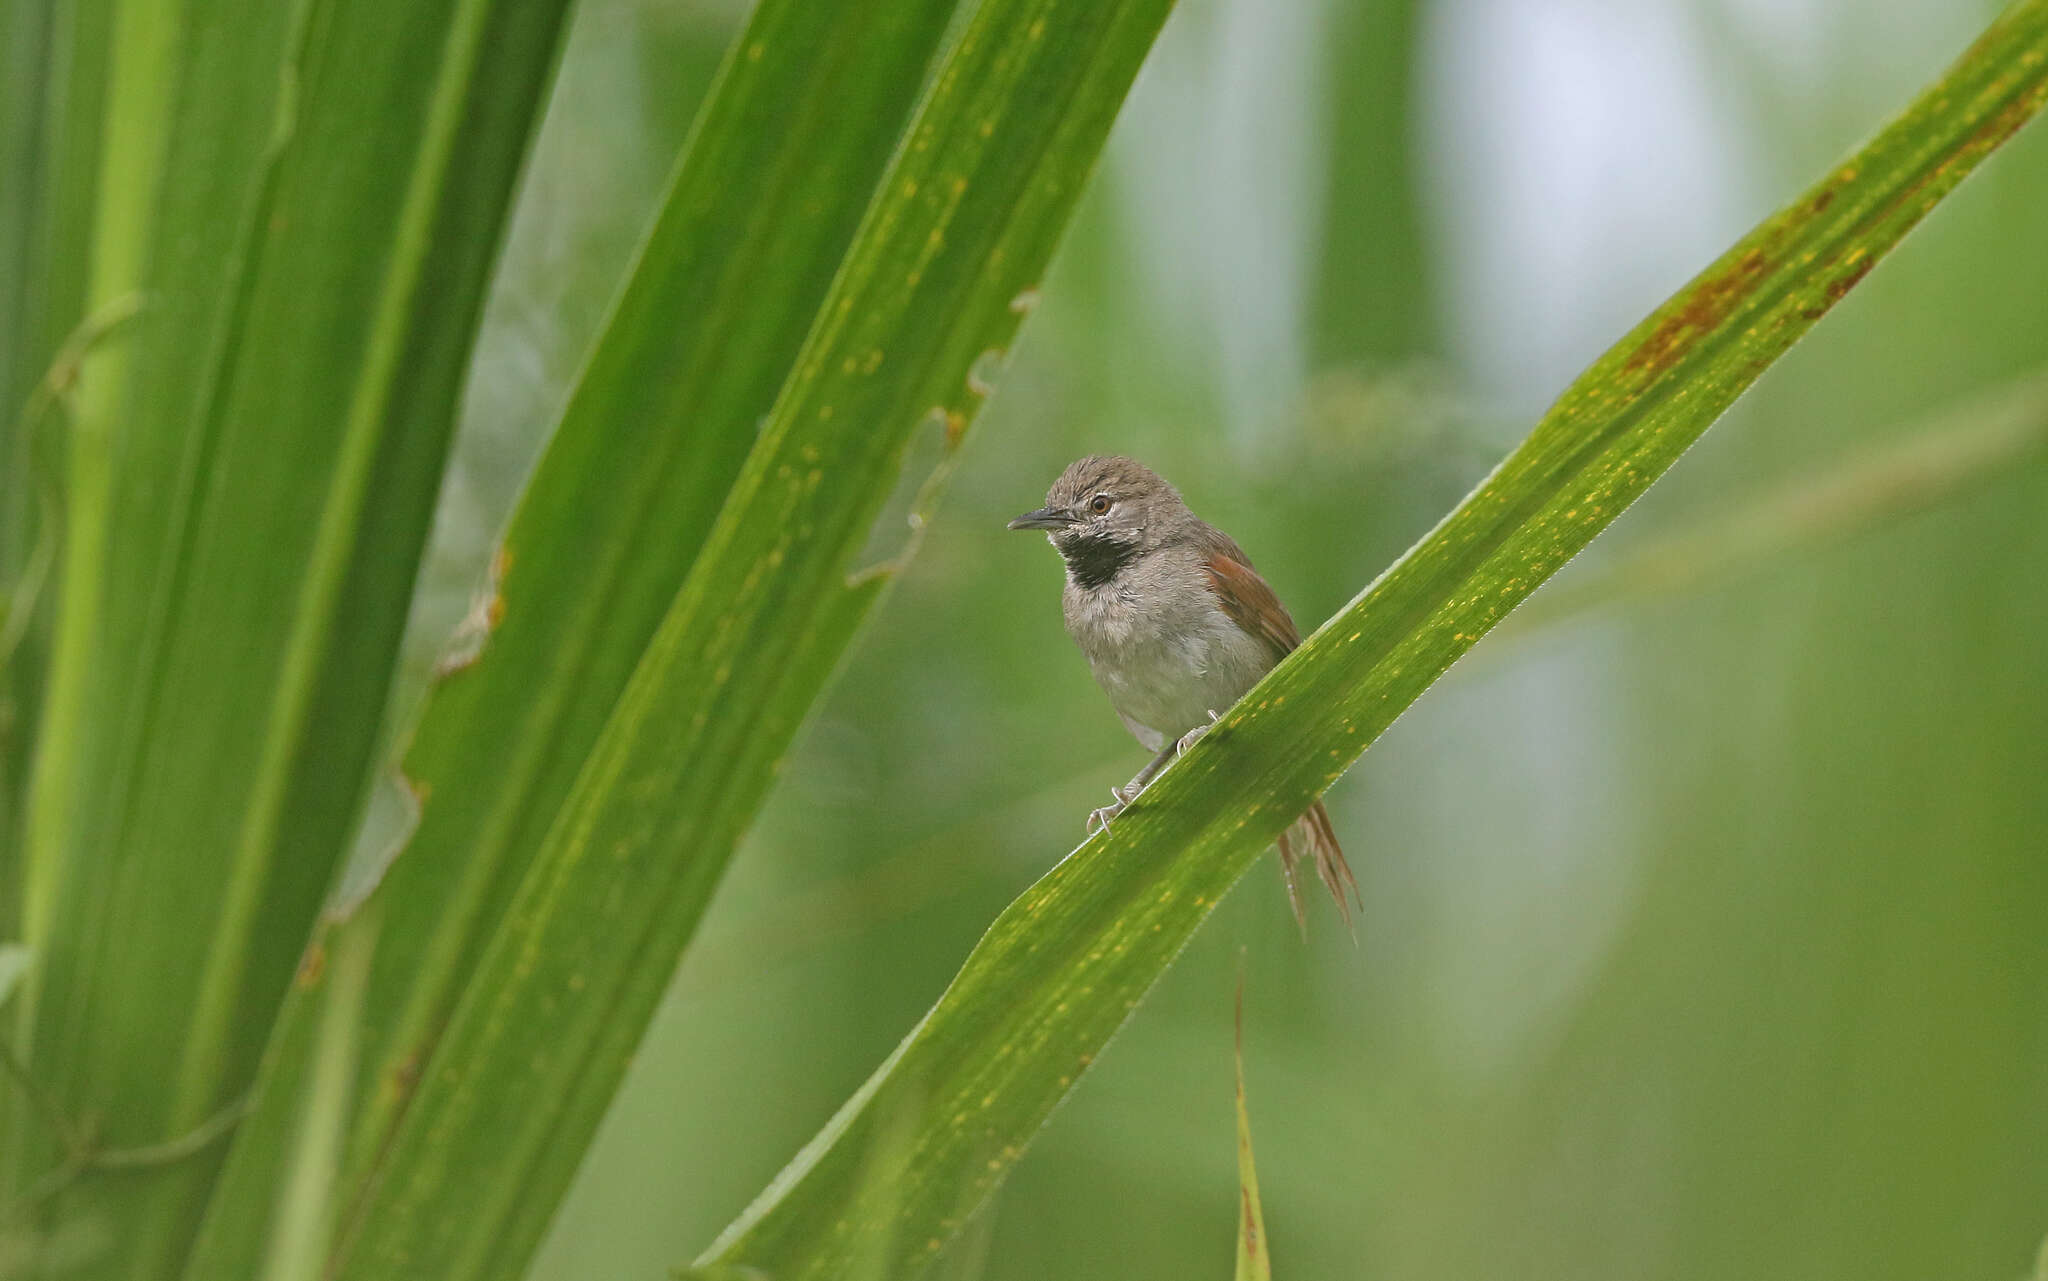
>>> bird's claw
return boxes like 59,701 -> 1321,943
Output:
1087,798 -> 1125,836
1175,709 -> 1221,757
1091,714 -> 1223,833
1087,782 -> 1142,835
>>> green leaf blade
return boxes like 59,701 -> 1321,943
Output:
326,1 -> 1176,1278
696,5 -> 2048,1276
1234,985 -> 1270,1281
331,0 -> 970,1201
190,1 -> 964,1278
13,0 -> 575,1273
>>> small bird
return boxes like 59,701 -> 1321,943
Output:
1008,455 -> 1359,930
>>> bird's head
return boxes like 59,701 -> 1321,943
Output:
1008,455 -> 1186,550
1008,456 -> 1191,591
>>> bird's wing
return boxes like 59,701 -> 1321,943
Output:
1197,533 -> 1301,664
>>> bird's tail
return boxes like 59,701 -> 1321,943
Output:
1274,800 -> 1360,937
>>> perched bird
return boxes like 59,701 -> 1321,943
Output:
1008,455 -> 1359,929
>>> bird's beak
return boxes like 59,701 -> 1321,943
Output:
1006,506 -> 1072,531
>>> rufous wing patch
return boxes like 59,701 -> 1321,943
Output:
1201,552 -> 1300,664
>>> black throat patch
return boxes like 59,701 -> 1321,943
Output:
1057,532 -> 1140,591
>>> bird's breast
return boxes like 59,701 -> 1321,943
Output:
1061,573 -> 1270,746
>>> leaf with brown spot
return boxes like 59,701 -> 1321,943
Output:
688,9 -> 2048,1281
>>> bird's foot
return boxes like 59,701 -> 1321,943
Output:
1086,783 -> 1136,835
1087,716 -> 1221,835
1175,709 -> 1221,757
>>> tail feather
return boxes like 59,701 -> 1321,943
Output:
1274,801 -> 1358,937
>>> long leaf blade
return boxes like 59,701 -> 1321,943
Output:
698,5 -> 2048,1276
330,0 -> 967,1213
13,0 -> 573,1272
323,0 -> 1177,1277
190,0 -> 964,1275
1234,982 -> 1271,1281
0,0 -> 77,933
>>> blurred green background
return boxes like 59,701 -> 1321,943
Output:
405,0 -> 2048,1276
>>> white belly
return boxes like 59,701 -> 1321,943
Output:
1064,576 -> 1273,751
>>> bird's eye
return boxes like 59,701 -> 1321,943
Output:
1089,494 -> 1112,515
